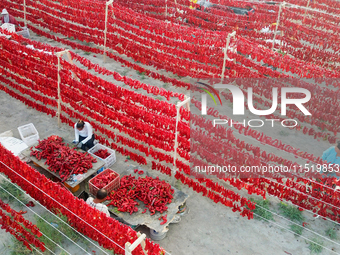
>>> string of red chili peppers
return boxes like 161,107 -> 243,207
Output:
0,199 -> 45,252
6,0 -> 340,80
4,0 -> 338,90
10,0 -> 340,98
0,145 -> 163,255
0,35 -> 191,162
7,17 -> 337,140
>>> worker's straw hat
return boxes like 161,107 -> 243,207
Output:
1,9 -> 9,15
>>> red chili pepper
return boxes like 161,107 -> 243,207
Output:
160,215 -> 167,225
93,149 -> 111,159
107,175 -> 174,215
31,136 -> 97,180
91,171 -> 118,189
25,201 -> 35,207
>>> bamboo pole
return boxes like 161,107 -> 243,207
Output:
103,0 -> 113,62
221,38 -> 230,84
137,232 -> 147,255
302,0 -> 310,23
57,55 -> 62,128
56,50 -> 69,128
172,97 -> 190,184
184,95 -> 190,111
125,233 -> 146,255
23,0 -> 27,27
221,31 -> 236,83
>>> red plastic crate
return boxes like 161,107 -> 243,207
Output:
89,169 -> 120,197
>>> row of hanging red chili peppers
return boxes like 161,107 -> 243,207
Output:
5,0 -> 340,137
5,0 -> 340,136
4,20 -> 337,149
0,145 -> 163,254
0,32 -> 191,166
7,0 -> 340,83
0,199 -> 45,252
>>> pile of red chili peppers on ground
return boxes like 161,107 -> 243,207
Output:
107,175 -> 174,216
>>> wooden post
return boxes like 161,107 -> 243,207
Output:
57,57 -> 61,128
184,95 -> 190,111
172,97 -> 190,184
272,2 -> 285,50
221,31 -> 236,83
103,0 -> 113,62
56,55 -> 62,128
56,50 -> 69,128
23,0 -> 27,27
137,232 -> 147,255
221,38 -> 230,84
172,107 -> 181,183
125,233 -> 146,255
302,0 -> 310,23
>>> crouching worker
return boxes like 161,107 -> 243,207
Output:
1,9 -> 19,27
86,189 -> 110,217
73,120 -> 95,151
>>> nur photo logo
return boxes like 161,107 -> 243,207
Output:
198,82 -> 312,128
197,82 -> 223,107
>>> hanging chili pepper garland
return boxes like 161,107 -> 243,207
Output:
0,145 -> 164,254
0,199 -> 45,252
2,0 -> 340,228
1,28 -> 338,150
2,10 -> 338,141
6,0 -> 340,84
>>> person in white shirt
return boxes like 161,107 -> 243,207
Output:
86,189 -> 110,217
73,120 -> 95,151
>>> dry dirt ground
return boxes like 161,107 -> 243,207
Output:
0,28 -> 340,255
